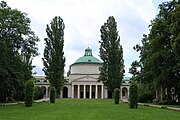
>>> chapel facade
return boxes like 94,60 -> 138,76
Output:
35,47 -> 130,100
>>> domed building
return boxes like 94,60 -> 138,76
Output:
35,47 -> 130,100
64,47 -> 105,99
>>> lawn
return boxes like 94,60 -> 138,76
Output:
0,99 -> 179,120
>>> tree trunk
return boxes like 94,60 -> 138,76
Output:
155,89 -> 159,100
160,85 -> 163,101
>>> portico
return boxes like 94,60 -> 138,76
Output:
71,84 -> 104,99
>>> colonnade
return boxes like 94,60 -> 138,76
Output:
72,85 -> 103,99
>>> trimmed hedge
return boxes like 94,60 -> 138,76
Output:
129,81 -> 138,109
50,86 -> 56,103
114,88 -> 120,104
34,86 -> 44,100
25,80 -> 34,107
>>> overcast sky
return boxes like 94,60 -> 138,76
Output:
5,0 -> 167,77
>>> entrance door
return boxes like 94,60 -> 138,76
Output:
108,91 -> 112,99
63,87 -> 68,98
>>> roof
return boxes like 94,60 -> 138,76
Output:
74,47 -> 102,64
123,77 -> 131,81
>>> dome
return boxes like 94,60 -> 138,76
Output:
74,47 -> 102,64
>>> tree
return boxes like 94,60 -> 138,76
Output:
130,0 -> 180,104
42,16 -> 65,97
169,1 -> 180,103
25,80 -> 34,107
129,81 -> 138,109
50,86 -> 56,103
0,1 -> 39,102
99,16 -> 124,96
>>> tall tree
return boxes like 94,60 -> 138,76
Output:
130,0 -> 180,104
99,16 -> 124,95
42,16 -> 65,97
0,1 -> 39,102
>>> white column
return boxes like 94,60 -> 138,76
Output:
45,87 -> 48,98
105,88 -> 108,98
77,85 -> 80,98
95,85 -> 98,99
84,85 -> 86,99
72,85 -> 74,98
101,85 -> 103,99
90,85 -> 92,99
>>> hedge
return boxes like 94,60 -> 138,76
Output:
25,80 -> 34,107
114,88 -> 120,104
50,86 -> 56,103
129,81 -> 138,109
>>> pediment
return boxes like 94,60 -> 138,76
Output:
72,76 -> 98,82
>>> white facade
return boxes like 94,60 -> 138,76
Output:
35,48 -> 130,100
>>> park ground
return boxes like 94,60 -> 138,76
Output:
0,99 -> 180,120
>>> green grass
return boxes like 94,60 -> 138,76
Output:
0,99 -> 179,120
167,105 -> 180,108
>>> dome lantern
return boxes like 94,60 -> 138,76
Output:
84,47 -> 92,56
73,47 -> 102,64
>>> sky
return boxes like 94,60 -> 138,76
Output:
5,0 -> 167,77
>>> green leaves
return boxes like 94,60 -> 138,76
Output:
99,16 -> 124,93
0,1 -> 39,102
42,16 -> 65,97
25,80 -> 34,107
130,0 -> 180,104
129,81 -> 138,109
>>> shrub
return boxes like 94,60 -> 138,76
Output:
50,86 -> 56,103
34,86 -> 40,100
114,88 -> 120,104
139,93 -> 154,103
158,100 -> 168,105
138,83 -> 155,103
34,86 -> 45,100
25,80 -> 34,107
129,81 -> 138,109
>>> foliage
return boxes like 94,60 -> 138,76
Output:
138,83 -> 155,103
50,86 -> 56,103
42,16 -> 65,97
0,1 -> 39,102
34,86 -> 44,100
25,80 -> 34,107
129,0 -> 180,104
114,88 -> 120,104
99,16 -> 124,94
129,81 -> 138,109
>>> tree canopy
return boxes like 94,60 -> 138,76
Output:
0,1 -> 39,102
129,0 -> 180,104
99,16 -> 124,94
42,16 -> 65,97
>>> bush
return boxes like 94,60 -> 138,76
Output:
34,86 -> 44,100
129,81 -> 138,109
158,100 -> 168,105
139,93 -> 154,103
138,83 -> 155,103
50,86 -> 56,103
25,80 -> 34,107
114,88 -> 120,104
34,86 -> 40,100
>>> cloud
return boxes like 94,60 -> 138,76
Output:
5,0 -> 165,77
